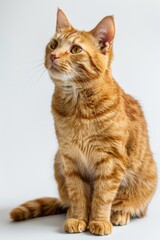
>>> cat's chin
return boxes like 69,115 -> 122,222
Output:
49,70 -> 73,83
50,65 -> 61,73
49,67 -> 62,80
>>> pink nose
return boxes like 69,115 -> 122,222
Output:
50,54 -> 59,61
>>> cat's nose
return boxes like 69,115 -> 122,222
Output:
50,54 -> 59,61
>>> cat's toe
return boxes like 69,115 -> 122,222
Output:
111,211 -> 130,226
64,219 -> 87,233
89,220 -> 112,235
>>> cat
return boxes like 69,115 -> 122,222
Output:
10,8 -> 157,236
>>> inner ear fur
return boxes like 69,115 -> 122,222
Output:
90,16 -> 115,54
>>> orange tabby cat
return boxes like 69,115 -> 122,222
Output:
10,9 -> 157,235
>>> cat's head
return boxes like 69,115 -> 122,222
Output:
45,9 -> 115,87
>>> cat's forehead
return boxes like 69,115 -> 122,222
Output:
54,31 -> 92,46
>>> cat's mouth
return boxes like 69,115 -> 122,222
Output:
50,64 -> 61,73
48,63 -> 68,81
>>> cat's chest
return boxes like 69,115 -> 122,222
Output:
58,119 -> 92,152
56,117 -> 97,167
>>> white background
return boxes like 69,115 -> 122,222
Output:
0,0 -> 160,239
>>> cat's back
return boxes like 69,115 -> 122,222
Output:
122,91 -> 153,165
123,92 -> 147,128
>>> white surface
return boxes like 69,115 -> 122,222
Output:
0,0 -> 160,239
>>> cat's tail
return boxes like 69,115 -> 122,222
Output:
10,197 -> 68,221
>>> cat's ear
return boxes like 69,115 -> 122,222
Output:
56,8 -> 72,33
90,16 -> 115,54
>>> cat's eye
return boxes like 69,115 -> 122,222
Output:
50,40 -> 58,50
70,45 -> 82,54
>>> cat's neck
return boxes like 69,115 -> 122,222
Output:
52,71 -> 120,118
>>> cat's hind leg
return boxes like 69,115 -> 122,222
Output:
111,183 -> 151,225
111,210 -> 130,226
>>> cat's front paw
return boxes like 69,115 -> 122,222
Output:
64,218 -> 87,233
89,220 -> 112,235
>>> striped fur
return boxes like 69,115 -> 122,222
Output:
10,9 -> 157,236
10,198 -> 68,221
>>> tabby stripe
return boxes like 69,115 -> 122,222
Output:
57,29 -> 76,41
94,196 -> 112,205
64,170 -> 89,183
63,154 -> 75,163
88,135 -> 123,146
96,147 -> 124,162
95,158 -> 109,167
53,106 -> 74,117
63,155 -> 89,183
86,51 -> 101,73
76,63 -> 96,80
94,174 -> 119,182
80,99 -> 119,120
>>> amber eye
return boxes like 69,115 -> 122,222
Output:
50,39 -> 58,50
70,45 -> 82,54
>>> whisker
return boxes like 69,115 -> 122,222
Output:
12,62 -> 45,91
33,68 -> 47,90
24,67 -> 46,96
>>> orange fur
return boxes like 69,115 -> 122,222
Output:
10,9 -> 157,236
